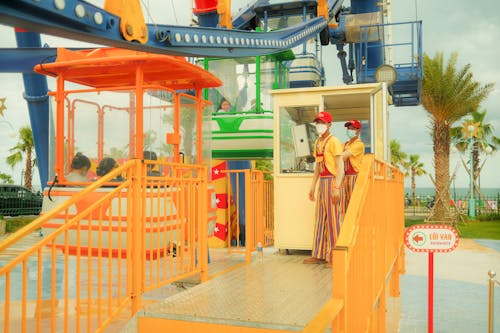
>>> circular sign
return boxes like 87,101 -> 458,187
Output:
404,224 -> 459,253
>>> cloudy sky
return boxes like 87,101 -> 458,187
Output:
0,0 -> 499,190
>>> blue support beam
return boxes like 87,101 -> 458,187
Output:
0,48 -> 58,73
14,31 -> 50,189
0,48 -> 92,73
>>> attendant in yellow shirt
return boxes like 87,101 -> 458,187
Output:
303,111 -> 344,266
341,120 -> 365,217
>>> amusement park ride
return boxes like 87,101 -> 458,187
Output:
0,0 -> 420,331
0,0 -> 422,186
0,0 -> 421,244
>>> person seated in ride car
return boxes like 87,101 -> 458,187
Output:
65,152 -> 91,182
217,99 -> 232,112
143,150 -> 161,176
96,157 -> 123,182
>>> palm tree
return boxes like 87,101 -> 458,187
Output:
6,126 -> 36,190
390,139 -> 407,169
403,154 -> 426,206
0,172 -> 14,184
451,109 -> 500,199
255,160 -> 273,180
422,52 -> 494,222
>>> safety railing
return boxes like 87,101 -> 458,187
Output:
222,169 -> 274,262
304,154 -> 405,332
0,159 -> 208,333
249,170 -> 274,256
488,270 -> 499,333
357,20 -> 423,83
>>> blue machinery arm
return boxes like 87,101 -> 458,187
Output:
0,0 -> 327,58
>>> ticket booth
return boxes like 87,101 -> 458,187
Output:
271,83 -> 390,250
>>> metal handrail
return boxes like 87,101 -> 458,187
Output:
0,159 -> 209,332
357,20 -> 423,82
304,155 -> 405,331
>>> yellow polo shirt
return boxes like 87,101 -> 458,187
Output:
313,134 -> 343,176
344,138 -> 365,173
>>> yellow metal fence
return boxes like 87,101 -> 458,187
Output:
222,169 -> 274,262
305,154 -> 405,332
0,159 -> 208,333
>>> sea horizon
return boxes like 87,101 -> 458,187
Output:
405,187 -> 500,199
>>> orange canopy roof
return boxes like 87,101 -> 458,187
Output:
34,48 -> 222,90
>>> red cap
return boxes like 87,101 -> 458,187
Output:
313,112 -> 332,123
344,120 -> 361,129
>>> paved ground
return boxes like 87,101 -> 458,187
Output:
396,238 -> 500,332
1,233 -> 499,332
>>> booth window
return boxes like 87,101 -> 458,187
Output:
279,105 -> 319,174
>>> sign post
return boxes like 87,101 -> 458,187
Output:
404,224 -> 459,333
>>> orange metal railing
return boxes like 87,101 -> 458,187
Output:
304,154 -> 405,332
223,169 -> 274,262
0,159 -> 208,333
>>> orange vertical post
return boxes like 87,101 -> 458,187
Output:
173,93 -> 180,163
55,75 -> 65,180
255,171 -> 264,246
199,166 -> 209,282
135,64 -> 144,158
196,88 -> 203,164
244,170 -> 254,262
131,160 -> 143,314
129,93 -> 136,159
97,106 -> 104,161
67,103 -> 74,173
129,75 -> 143,315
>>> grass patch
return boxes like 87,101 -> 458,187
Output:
4,216 -> 38,233
405,216 -> 500,240
404,217 -> 425,228
455,220 -> 500,240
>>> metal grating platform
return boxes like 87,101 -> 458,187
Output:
134,250 -> 332,331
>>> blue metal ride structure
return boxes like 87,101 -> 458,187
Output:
0,0 -> 422,188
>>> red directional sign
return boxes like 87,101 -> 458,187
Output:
404,224 -> 459,253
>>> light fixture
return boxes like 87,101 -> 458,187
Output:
375,64 -> 397,86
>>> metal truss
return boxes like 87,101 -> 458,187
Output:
0,0 -> 327,58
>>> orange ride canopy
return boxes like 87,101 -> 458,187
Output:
34,47 -> 222,89
34,48 -> 222,183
